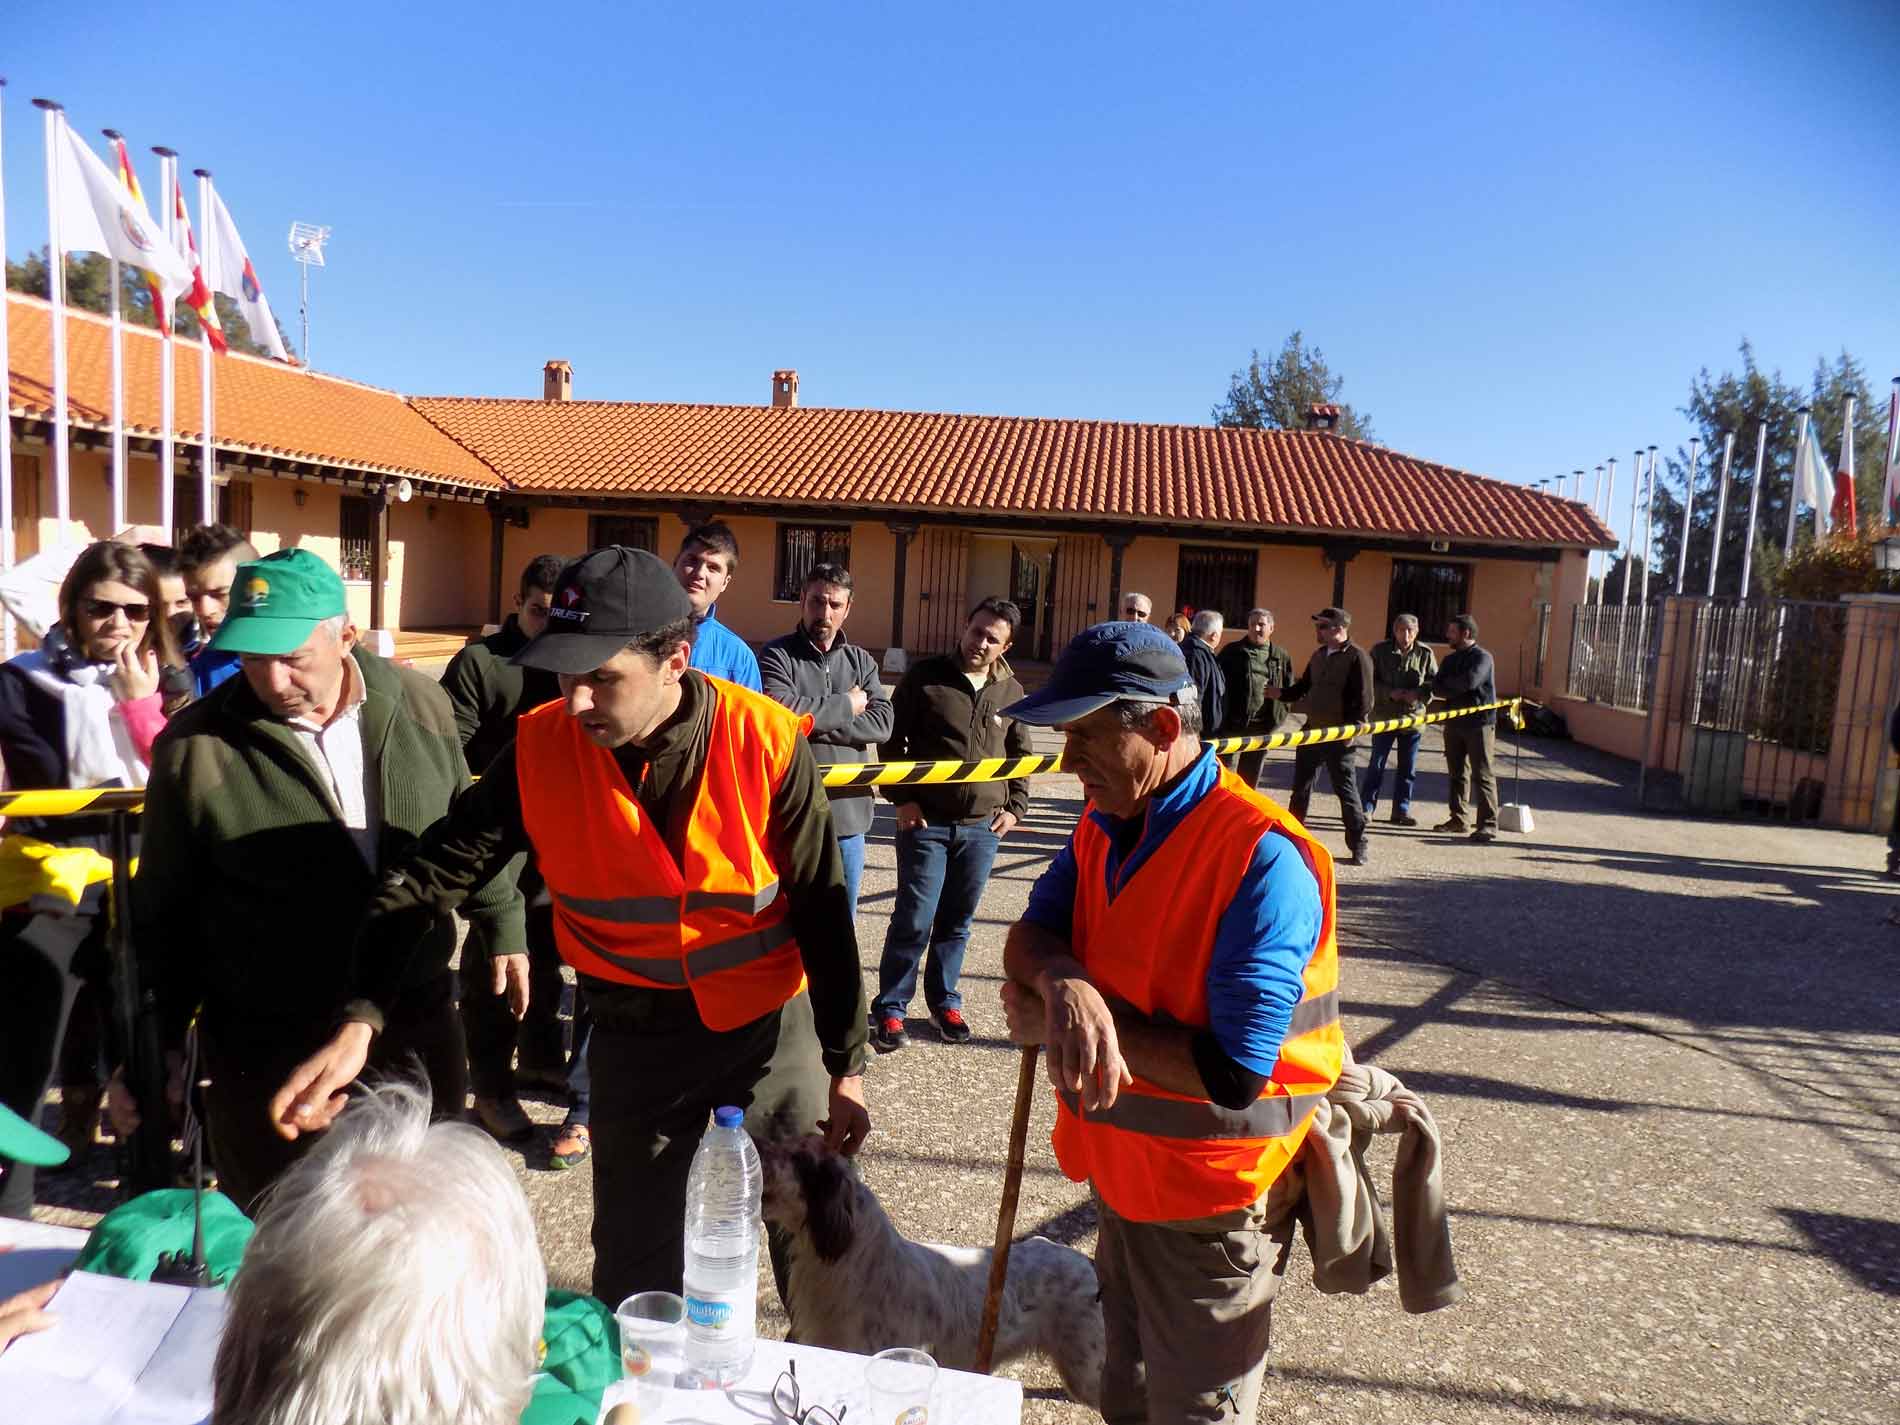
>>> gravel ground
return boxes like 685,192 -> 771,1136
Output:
34,730 -> 1900,1423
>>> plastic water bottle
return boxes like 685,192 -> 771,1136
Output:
681,1106 -> 762,1387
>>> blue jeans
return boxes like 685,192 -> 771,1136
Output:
837,833 -> 865,921
873,823 -> 1000,1019
1359,729 -> 1422,817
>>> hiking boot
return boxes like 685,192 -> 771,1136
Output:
1470,828 -> 1497,845
1390,813 -> 1418,828
549,1121 -> 592,1171
472,1094 -> 535,1143
870,1016 -> 910,1053
1433,818 -> 1469,833
1349,842 -> 1371,867
931,1007 -> 973,1043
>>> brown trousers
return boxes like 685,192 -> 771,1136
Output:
1442,721 -> 1499,830
1096,1175 -> 1299,1423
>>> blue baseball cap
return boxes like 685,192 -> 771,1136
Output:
1004,621 -> 1196,726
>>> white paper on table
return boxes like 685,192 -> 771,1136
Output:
0,1270 -> 225,1425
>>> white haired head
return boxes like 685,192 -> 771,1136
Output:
1190,609 -> 1224,640
212,1081 -> 545,1425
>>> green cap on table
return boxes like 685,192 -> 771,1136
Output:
208,549 -> 349,656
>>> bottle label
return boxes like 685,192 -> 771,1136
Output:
685,1294 -> 735,1331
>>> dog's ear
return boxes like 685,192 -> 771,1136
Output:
797,1152 -> 858,1263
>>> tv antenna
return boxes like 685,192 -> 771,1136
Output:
288,221 -> 331,368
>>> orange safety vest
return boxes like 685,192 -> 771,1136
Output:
1051,762 -> 1344,1222
514,676 -> 812,1032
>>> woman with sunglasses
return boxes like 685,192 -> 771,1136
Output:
0,540 -> 180,1217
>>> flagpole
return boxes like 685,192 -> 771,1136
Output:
102,129 -> 129,535
1597,457 -> 1616,606
1675,437 -> 1699,595
153,147 -> 178,531
194,169 -> 216,526
1621,448 -> 1642,604
0,79 -> 13,657
1704,432 -> 1735,598
34,99 -> 72,538
1739,423 -> 1767,597
1589,463 -> 1606,604
1785,408 -> 1810,557
1572,468 -> 1584,503
1886,378 -> 1900,530
1639,448 -> 1658,605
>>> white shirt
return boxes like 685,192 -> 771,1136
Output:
284,652 -> 380,870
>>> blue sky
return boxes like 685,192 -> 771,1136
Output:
5,2 -> 1896,552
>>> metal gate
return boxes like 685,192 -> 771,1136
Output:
1638,597 -> 1897,827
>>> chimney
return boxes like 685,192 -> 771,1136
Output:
1305,402 -> 1341,431
771,369 -> 799,408
543,360 -> 572,401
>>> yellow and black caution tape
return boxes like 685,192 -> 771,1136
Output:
817,698 -> 1523,789
0,700 -> 1523,814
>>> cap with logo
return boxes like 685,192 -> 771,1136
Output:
1312,606 -> 1352,627
0,1100 -> 69,1168
208,549 -> 349,656
1003,620 -> 1195,726
513,546 -> 694,675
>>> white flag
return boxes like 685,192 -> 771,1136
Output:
205,185 -> 291,362
1795,421 -> 1833,538
53,120 -> 192,303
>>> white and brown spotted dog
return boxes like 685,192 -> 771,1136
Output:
758,1135 -> 1104,1409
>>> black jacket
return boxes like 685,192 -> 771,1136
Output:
758,627 -> 894,838
1182,638 -> 1226,734
438,616 -> 562,778
1433,644 -> 1498,711
882,654 -> 1033,825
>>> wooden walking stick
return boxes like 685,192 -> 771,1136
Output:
976,1044 -> 1041,1375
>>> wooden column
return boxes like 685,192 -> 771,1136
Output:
487,502 -> 507,625
1323,540 -> 1360,609
887,523 -> 918,649
369,486 -> 391,643
1105,532 -> 1135,618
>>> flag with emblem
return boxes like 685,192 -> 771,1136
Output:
107,136 -> 173,336
170,171 -> 226,354
53,120 -> 192,303
1829,400 -> 1857,539
1793,418 -> 1833,540
204,183 -> 291,362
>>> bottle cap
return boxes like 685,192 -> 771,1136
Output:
713,1106 -> 744,1129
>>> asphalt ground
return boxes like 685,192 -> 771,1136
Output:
33,729 -> 1900,1423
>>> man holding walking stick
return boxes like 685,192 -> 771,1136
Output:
997,622 -> 1344,1424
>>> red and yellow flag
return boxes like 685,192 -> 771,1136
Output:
170,173 -> 227,354
109,137 -> 171,338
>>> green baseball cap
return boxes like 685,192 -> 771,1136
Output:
208,548 -> 349,655
0,1101 -> 69,1167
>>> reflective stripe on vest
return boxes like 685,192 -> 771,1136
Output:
516,677 -> 811,1031
1052,759 -> 1345,1222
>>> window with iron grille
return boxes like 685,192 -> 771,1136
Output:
1175,545 -> 1257,625
1387,559 -> 1473,637
340,495 -> 377,582
774,524 -> 852,601
587,515 -> 658,552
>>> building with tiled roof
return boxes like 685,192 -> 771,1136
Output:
7,295 -> 1606,691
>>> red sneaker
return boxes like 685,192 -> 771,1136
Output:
932,1008 -> 973,1043
871,1015 -> 910,1052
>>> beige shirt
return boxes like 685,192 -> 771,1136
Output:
285,652 -> 380,870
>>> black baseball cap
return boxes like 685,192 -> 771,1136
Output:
1004,621 -> 1196,726
512,546 -> 693,674
1312,606 -> 1351,627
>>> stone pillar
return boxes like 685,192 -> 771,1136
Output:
1823,594 -> 1900,830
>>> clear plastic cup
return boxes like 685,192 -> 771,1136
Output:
615,1291 -> 686,1387
865,1347 -> 938,1424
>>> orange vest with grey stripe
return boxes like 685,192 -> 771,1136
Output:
1051,764 -> 1344,1222
514,677 -> 811,1032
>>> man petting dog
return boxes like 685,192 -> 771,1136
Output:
271,546 -> 871,1310
1000,621 -> 1345,1424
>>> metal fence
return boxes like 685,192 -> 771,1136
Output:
1567,603 -> 1655,711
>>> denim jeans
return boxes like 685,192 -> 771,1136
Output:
873,823 -> 1001,1019
1360,729 -> 1422,816
837,833 -> 866,921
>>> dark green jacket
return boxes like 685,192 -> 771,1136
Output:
1368,638 -> 1438,722
134,649 -> 523,1048
1217,639 -> 1296,734
438,616 -> 562,777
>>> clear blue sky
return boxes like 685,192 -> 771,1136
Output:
6,1 -> 1896,553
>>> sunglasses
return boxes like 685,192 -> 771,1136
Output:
773,1361 -> 847,1424
83,598 -> 151,622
